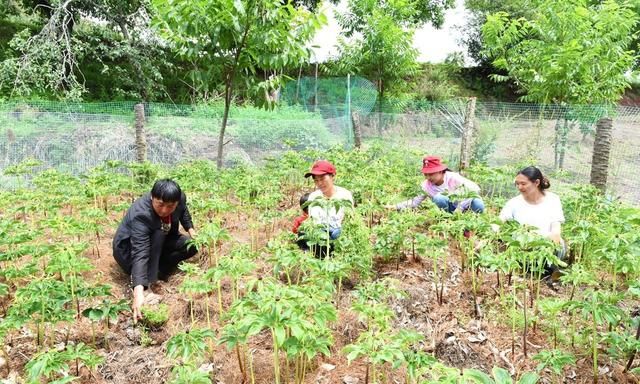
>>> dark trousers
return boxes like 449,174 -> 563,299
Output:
113,232 -> 197,286
296,233 -> 334,260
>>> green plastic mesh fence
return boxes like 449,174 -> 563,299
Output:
0,95 -> 639,203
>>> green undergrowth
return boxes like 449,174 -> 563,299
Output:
0,144 -> 639,383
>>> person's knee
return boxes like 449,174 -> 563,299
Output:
556,240 -> 568,261
431,194 -> 449,209
470,198 -> 485,213
186,245 -> 198,258
329,227 -> 342,240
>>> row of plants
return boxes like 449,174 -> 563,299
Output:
0,144 -> 638,383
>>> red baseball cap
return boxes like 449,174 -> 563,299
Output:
421,156 -> 448,174
305,160 -> 336,178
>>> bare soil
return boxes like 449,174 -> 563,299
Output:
3,208 -> 640,384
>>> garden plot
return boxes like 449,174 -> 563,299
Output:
0,145 -> 639,384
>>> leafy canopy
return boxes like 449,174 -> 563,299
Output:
482,0 -> 639,105
151,0 -> 326,99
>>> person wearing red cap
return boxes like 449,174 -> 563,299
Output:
304,160 -> 354,240
390,156 -> 484,213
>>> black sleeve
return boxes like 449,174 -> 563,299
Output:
179,193 -> 194,231
130,215 -> 153,287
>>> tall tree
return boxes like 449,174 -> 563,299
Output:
151,0 -> 325,167
482,0 -> 638,190
333,0 -> 454,127
460,0 -> 531,67
0,0 -> 169,100
464,0 -> 640,69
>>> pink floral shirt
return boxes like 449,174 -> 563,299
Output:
396,171 -> 481,210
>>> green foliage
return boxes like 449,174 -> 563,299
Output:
82,299 -> 129,329
482,0 -> 639,106
25,343 -> 102,383
151,0 -> 325,165
0,0 -> 170,100
463,366 -> 539,384
461,0 -> 533,67
141,303 -> 170,329
226,107 -> 333,150
168,364 -> 213,384
166,328 -> 216,364
532,349 -> 576,376
219,278 -> 336,384
1,144 -> 640,383
333,0 -> 419,110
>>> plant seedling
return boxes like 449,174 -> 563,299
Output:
533,349 -> 576,384
140,303 -> 169,330
463,366 -> 539,383
82,299 -> 129,347
168,364 -> 212,384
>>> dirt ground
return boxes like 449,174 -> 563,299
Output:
3,207 -> 640,384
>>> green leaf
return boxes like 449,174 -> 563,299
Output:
492,366 -> 513,384
517,372 -> 539,384
274,326 -> 286,346
463,368 -> 494,384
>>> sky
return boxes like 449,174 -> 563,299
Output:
309,0 -> 470,64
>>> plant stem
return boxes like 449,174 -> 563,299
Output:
592,312 -> 598,384
189,295 -> 194,325
235,345 -> 246,382
206,295 -> 211,330
272,330 -> 280,384
511,284 -> 516,358
249,348 -> 256,384
523,284 -> 528,358
624,318 -> 640,372
218,281 -> 224,315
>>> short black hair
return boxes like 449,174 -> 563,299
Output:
151,179 -> 182,202
300,192 -> 311,213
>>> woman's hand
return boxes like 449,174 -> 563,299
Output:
549,222 -> 562,244
132,285 -> 145,324
549,232 -> 562,244
188,228 -> 197,239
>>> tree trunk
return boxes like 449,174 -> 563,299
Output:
553,117 -> 561,169
589,117 -> 613,193
559,117 -> 569,169
377,79 -> 385,135
295,65 -> 302,104
459,97 -> 477,172
352,111 -> 362,148
313,62 -> 318,112
134,103 -> 146,162
217,79 -> 233,169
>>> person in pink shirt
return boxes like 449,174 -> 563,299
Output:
392,156 -> 485,213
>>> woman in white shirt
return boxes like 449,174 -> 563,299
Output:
304,160 -> 354,240
499,166 -> 566,260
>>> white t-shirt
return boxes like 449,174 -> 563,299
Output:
308,186 -> 354,229
499,192 -> 564,237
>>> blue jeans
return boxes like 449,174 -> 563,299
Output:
431,194 -> 485,214
329,227 -> 342,240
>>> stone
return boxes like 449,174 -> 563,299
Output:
320,363 -> 336,371
343,375 -> 360,384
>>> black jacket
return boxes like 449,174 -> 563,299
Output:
113,192 -> 194,287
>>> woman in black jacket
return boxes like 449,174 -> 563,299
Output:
112,179 -> 197,322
